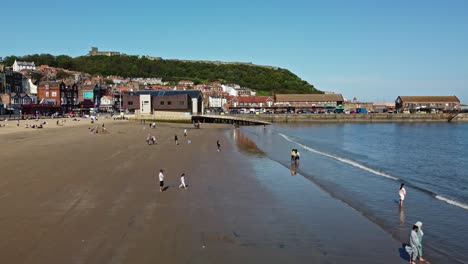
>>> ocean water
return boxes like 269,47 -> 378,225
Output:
239,123 -> 468,264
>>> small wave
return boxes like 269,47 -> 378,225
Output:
279,133 -> 468,211
279,133 -> 399,180
435,195 -> 468,210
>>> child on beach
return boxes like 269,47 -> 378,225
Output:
175,134 -> 179,145
179,173 -> 187,189
184,128 -> 188,137
399,183 -> 407,207
217,140 -> 221,151
158,169 -> 165,192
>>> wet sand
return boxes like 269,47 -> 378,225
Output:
0,119 -> 407,263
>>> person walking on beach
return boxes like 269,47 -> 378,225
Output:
399,183 -> 407,207
184,128 -> 188,137
409,225 -> 420,264
291,149 -> 296,162
174,134 -> 179,145
217,140 -> 221,151
294,149 -> 300,161
179,173 -> 187,189
158,169 -> 165,192
415,221 -> 425,262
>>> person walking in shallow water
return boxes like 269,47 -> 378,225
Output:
399,183 -> 406,207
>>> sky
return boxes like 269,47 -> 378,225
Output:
1,0 -> 467,102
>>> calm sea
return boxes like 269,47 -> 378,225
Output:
240,123 -> 468,264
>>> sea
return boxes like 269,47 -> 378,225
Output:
233,123 -> 468,264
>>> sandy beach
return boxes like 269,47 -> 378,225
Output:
0,118 -> 408,263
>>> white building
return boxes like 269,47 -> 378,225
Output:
222,84 -> 240,96
13,60 -> 36,72
209,96 -> 227,108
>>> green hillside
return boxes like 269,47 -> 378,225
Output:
3,54 -> 321,95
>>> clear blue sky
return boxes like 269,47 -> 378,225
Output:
2,0 -> 467,102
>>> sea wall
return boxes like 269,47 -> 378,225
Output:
241,113 -> 468,123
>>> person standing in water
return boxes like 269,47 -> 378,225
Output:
415,221 -> 425,262
399,183 -> 407,207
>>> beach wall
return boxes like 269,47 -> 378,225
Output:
239,113 -> 468,123
134,110 -> 191,122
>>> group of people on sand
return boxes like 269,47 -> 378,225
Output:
158,170 -> 188,192
399,183 -> 427,263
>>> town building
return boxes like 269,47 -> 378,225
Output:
208,95 -> 227,109
274,94 -> 344,110
59,82 -> 79,113
177,80 -> 194,90
395,96 -> 460,113
231,96 -> 274,111
372,102 -> 395,113
87,47 -> 121,57
37,81 -> 61,105
121,90 -> 203,114
12,60 -> 36,72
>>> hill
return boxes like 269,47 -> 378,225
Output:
3,54 -> 322,95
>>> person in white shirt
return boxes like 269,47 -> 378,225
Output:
179,173 -> 187,189
159,169 -> 165,192
184,128 -> 188,137
399,183 -> 407,207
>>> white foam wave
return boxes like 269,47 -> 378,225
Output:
279,133 -> 399,180
435,195 -> 468,210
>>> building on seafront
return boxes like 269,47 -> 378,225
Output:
274,94 -> 344,111
121,90 -> 204,115
395,96 -> 461,113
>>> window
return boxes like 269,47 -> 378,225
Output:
128,101 -> 133,105
167,101 -> 172,105
179,101 -> 185,105
160,101 -> 165,105
52,91 -> 57,97
45,91 -> 49,97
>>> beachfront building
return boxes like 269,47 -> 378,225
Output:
59,82 -> 79,113
122,90 -> 204,114
372,102 -> 396,113
274,94 -> 344,112
395,96 -> 461,113
12,60 -> 36,72
208,95 -> 227,109
231,96 -> 274,112
37,81 -> 61,106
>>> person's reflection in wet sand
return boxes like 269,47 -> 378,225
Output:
399,206 -> 405,227
290,163 -> 297,176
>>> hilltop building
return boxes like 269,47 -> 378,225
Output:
13,60 -> 36,72
87,47 -> 121,57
